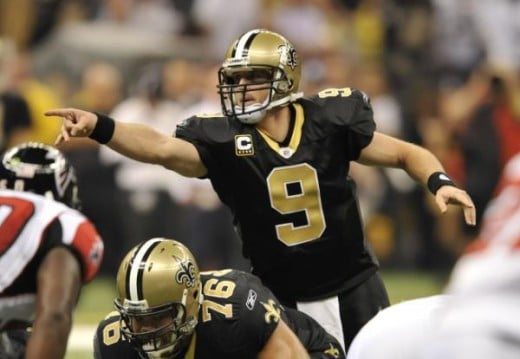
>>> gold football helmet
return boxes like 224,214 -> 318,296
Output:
114,238 -> 202,359
218,28 -> 303,124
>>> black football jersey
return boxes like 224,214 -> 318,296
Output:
93,269 -> 344,359
175,88 -> 378,300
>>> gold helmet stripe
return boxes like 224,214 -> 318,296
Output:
126,237 -> 163,300
232,29 -> 261,59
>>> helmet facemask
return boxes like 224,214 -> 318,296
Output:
115,300 -> 197,359
218,65 -> 298,124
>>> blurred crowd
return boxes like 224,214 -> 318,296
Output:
1,0 -> 519,277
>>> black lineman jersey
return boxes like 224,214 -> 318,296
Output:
176,88 -> 378,301
93,269 -> 344,359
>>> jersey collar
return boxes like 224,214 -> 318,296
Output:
256,103 -> 304,159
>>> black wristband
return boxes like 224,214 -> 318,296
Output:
427,171 -> 456,195
89,113 -> 115,144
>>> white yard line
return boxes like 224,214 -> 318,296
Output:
68,324 -> 97,350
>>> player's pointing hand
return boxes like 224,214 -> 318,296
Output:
44,108 -> 98,145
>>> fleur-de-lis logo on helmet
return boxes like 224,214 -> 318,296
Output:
278,44 -> 298,71
176,260 -> 196,288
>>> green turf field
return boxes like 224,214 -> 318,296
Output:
65,270 -> 445,358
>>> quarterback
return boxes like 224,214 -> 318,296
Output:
46,28 -> 475,351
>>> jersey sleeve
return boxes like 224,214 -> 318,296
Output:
199,271 -> 283,357
58,211 -> 104,283
345,89 -> 376,159
70,221 -> 104,283
310,88 -> 376,160
175,115 -> 234,179
235,272 -> 283,353
284,307 -> 346,359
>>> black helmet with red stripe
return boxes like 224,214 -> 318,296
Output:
0,142 -> 81,210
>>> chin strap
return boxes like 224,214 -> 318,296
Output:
266,92 -> 304,110
235,92 -> 304,124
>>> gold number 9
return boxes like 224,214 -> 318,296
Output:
267,163 -> 326,246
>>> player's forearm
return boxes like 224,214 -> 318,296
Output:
400,144 -> 447,187
109,121 -> 169,164
359,133 -> 448,187
259,321 -> 311,359
108,121 -> 206,177
26,314 -> 71,359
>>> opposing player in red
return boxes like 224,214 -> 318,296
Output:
346,153 -> 520,359
0,142 -> 104,359
424,152 -> 520,359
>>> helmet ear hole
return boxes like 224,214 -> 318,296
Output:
276,79 -> 292,93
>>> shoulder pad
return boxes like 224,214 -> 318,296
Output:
104,311 -> 120,320
310,87 -> 370,105
302,87 -> 374,130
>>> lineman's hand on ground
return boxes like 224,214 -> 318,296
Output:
44,108 -> 97,145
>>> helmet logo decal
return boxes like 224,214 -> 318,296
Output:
278,44 -> 297,71
176,261 -> 196,288
54,161 -> 72,197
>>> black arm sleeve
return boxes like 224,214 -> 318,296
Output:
284,307 -> 346,359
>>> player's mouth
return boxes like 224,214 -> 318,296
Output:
244,97 -> 257,105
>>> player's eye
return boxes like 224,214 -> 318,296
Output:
224,70 -> 271,85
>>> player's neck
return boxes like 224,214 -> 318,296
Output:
255,106 -> 292,143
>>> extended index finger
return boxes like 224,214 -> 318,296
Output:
44,108 -> 71,117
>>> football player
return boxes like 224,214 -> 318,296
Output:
422,152 -> 520,359
345,295 -> 450,359
348,153 -> 520,359
93,237 -> 345,359
0,142 -> 104,359
46,28 -> 476,351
